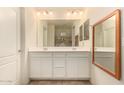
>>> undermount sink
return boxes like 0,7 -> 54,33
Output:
43,47 -> 48,51
72,47 -> 77,50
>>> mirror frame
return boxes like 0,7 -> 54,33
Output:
92,9 -> 121,80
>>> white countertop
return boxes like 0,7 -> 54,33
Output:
94,47 -> 115,52
28,47 -> 91,52
28,47 -> 115,52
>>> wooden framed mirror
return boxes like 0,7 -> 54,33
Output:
92,9 -> 121,80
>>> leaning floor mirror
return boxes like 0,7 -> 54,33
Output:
92,9 -> 121,80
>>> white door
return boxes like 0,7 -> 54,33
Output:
0,8 -> 20,84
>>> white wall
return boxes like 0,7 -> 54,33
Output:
20,8 -> 37,84
86,7 -> 124,85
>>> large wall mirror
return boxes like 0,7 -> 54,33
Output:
37,19 -> 89,47
38,20 -> 75,47
92,9 -> 121,80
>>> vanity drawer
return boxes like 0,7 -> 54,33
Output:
53,68 -> 65,78
66,58 -> 88,63
53,58 -> 65,68
53,53 -> 66,57
29,53 -> 52,58
30,57 -> 52,62
66,52 -> 88,58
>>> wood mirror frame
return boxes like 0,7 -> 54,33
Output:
92,9 -> 121,80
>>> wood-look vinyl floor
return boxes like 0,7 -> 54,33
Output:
29,80 -> 91,85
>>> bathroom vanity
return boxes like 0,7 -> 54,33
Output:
29,47 -> 90,80
28,18 -> 91,80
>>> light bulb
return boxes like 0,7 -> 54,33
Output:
67,12 -> 71,16
49,11 -> 53,15
37,12 -> 41,16
43,11 -> 47,15
79,11 -> 83,15
73,11 -> 77,15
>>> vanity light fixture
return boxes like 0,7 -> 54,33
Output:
42,11 -> 53,15
67,10 -> 83,16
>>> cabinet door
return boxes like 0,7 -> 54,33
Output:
66,58 -> 77,78
30,58 -> 41,78
67,58 -> 89,78
30,57 -> 53,78
40,58 -> 52,78
77,58 -> 89,78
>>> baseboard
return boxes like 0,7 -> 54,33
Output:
30,77 -> 90,81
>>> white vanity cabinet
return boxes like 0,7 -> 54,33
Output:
53,53 -> 66,78
29,52 -> 90,80
29,53 -> 52,79
66,52 -> 89,79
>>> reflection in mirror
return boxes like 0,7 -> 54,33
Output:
38,19 -> 90,47
94,16 -> 116,72
55,25 -> 72,47
84,19 -> 89,40
79,25 -> 83,41
38,20 -> 83,47
93,10 -> 121,80
94,16 -> 116,48
75,35 -> 79,46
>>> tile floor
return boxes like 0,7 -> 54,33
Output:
29,80 -> 91,85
